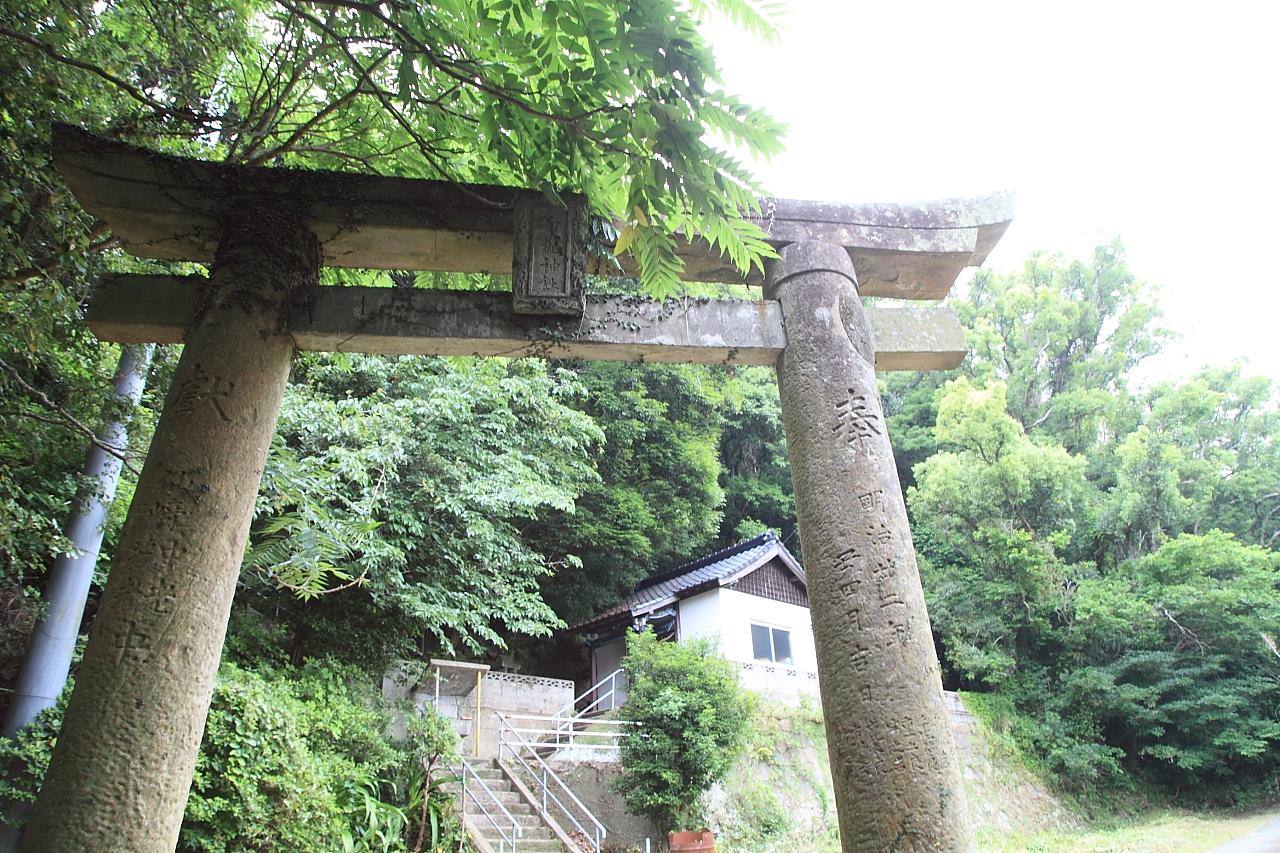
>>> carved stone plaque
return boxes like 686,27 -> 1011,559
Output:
512,193 -> 587,316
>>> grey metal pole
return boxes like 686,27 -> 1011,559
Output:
3,343 -> 154,737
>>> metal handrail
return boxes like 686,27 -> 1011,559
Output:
497,712 -> 607,852
554,668 -> 627,721
504,713 -> 638,754
460,757 -> 522,852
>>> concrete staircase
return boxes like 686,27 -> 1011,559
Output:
462,759 -> 571,853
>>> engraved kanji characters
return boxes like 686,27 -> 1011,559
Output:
171,364 -> 236,423
857,489 -> 886,512
833,390 -> 882,452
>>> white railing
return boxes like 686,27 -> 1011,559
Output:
504,712 -> 638,755
497,713 -> 608,852
460,758 -> 522,852
556,667 -> 628,720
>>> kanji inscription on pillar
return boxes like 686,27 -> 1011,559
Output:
768,240 -> 971,852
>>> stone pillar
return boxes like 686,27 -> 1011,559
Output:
21,208 -> 319,853
767,241 -> 970,852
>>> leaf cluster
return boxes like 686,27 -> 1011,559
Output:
615,630 -> 754,833
903,244 -> 1280,801
1,660 -> 467,851
241,352 -> 603,663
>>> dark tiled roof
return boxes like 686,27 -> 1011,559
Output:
571,531 -> 805,633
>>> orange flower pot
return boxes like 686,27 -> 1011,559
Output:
668,830 -> 715,852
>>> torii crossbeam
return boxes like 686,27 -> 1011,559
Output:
23,125 -> 1013,853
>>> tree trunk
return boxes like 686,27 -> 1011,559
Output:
21,208 -> 319,853
767,241 -> 971,852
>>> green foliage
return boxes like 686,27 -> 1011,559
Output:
909,247 -> 1280,802
616,630 -> 754,833
1060,533 -> 1280,794
181,663 -> 353,851
1,0 -> 782,298
717,366 -> 796,549
911,379 -> 1089,686
0,685 -> 68,820
0,660 -> 467,849
242,353 -> 602,663
960,242 -> 1164,452
919,401 -> 1280,796
0,0 -> 781,691
729,778 -> 791,840
1,2 -> 1276,817
534,361 -> 728,623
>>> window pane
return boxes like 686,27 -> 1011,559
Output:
751,624 -> 773,661
772,629 -> 793,665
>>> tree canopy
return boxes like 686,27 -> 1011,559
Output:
896,245 -> 1280,801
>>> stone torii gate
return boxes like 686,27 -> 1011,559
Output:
24,124 -> 1012,852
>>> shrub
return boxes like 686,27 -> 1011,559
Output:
180,663 -> 351,851
615,630 -> 753,833
1,660 -> 465,852
0,688 -> 67,824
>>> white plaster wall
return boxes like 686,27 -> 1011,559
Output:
386,670 -> 574,759
715,588 -> 818,673
470,671 -> 574,758
590,637 -> 629,710
735,661 -> 821,704
677,587 -> 723,645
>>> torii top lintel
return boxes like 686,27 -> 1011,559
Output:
51,124 -> 1012,301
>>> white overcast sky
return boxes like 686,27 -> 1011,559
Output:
703,0 -> 1280,384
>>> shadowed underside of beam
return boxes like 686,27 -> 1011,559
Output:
87,275 -> 966,371
52,124 -> 1012,300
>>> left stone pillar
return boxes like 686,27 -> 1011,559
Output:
21,207 -> 319,853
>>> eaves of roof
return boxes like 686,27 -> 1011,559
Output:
568,532 -> 805,635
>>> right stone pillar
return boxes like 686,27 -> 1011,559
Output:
767,241 -> 971,852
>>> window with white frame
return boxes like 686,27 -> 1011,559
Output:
750,623 -> 793,665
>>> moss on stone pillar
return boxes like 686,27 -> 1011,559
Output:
22,207 -> 320,853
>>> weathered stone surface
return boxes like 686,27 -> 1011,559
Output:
84,275 -> 966,371
20,209 -> 319,852
52,124 -> 1011,299
747,194 -> 1013,299
511,194 -> 587,315
767,241 -> 971,852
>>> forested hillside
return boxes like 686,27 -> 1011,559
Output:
888,245 -> 1280,802
1,0 -> 1277,845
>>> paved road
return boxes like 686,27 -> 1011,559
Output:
1210,815 -> 1280,853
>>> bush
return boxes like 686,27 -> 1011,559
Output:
615,630 -> 753,833
0,688 -> 67,824
1,659 -> 465,852
181,663 -> 348,852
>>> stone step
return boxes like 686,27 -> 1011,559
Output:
472,829 -> 562,850
464,788 -> 528,808
472,822 -> 557,840
465,805 -> 546,827
471,835 -> 560,850
458,779 -> 519,798
458,761 -> 576,853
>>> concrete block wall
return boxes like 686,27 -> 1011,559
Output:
384,669 -> 575,759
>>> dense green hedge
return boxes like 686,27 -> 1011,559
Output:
1,660 -> 466,852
